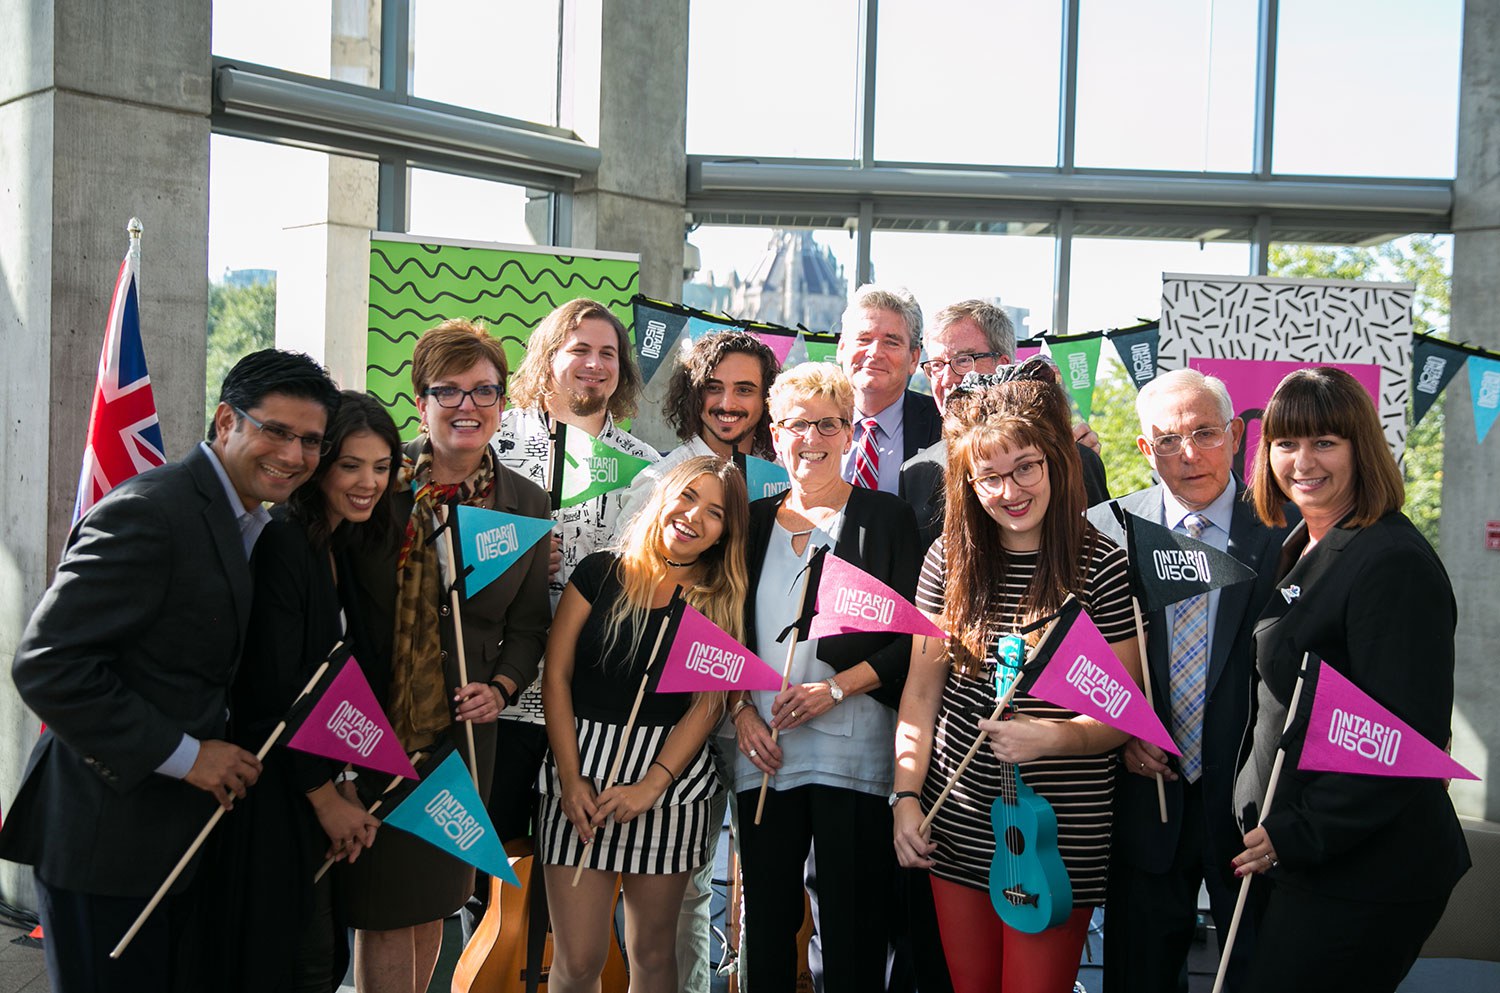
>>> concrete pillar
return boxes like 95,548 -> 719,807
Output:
1444,0 -> 1500,821
274,0 -> 380,392
567,0 -> 689,450
0,0 -> 212,906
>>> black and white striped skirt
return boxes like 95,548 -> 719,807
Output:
537,716 -> 718,875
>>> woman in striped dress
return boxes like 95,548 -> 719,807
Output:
893,367 -> 1142,993
538,455 -> 749,993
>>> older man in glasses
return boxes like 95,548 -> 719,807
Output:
898,299 -> 1109,552
1085,368 -> 1294,993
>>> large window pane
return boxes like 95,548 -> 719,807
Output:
1075,0 -> 1257,171
875,2 -> 1063,167
684,226 -> 857,332
1067,237 -> 1249,332
1273,0 -> 1461,178
870,230 -> 1055,342
687,0 -> 861,158
412,1 -> 561,126
407,171 -> 540,247
212,0 -> 335,78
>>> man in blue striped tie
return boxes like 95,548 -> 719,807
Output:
1086,368 -> 1295,993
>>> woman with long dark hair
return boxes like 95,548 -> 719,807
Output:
225,390 -> 398,992
893,366 -> 1141,993
539,455 -> 749,993
1230,367 -> 1468,992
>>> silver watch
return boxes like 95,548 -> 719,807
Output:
825,676 -> 845,704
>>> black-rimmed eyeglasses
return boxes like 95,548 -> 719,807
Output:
233,406 -> 332,456
423,385 -> 504,408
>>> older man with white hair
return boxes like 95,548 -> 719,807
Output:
1086,368 -> 1294,993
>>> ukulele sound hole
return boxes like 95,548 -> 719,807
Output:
1004,825 -> 1026,856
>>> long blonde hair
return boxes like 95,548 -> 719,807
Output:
599,456 -> 750,668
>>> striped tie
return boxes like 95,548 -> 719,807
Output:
1168,513 -> 1211,782
852,418 -> 880,490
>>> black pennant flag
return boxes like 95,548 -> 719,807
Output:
1411,334 -> 1468,426
1107,321 -> 1161,391
1116,504 -> 1257,612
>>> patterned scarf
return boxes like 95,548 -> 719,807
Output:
388,440 -> 496,752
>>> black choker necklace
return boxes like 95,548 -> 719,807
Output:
664,557 -> 700,568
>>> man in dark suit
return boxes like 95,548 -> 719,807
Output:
0,350 -> 340,992
899,299 -> 1110,551
836,284 -> 940,493
1086,369 -> 1292,993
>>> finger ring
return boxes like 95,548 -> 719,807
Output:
749,749 -> 758,758
1270,859 -> 1279,868
1262,853 -> 1273,863
791,710 -> 799,720
1139,761 -> 1145,771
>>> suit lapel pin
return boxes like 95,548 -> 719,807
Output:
1280,584 -> 1301,604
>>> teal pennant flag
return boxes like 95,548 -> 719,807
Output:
382,750 -> 521,887
453,504 -> 553,596
1469,355 -> 1500,444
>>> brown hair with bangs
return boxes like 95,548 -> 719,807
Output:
507,298 -> 643,420
410,319 -> 509,394
1250,366 -> 1404,528
941,378 -> 1095,676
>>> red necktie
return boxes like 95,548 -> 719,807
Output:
852,418 -> 880,489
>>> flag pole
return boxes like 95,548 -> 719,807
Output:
1210,651 -> 1313,993
436,504 -> 481,794
1131,596 -> 1169,823
572,596 -> 679,887
919,605 -> 1069,835
312,773 -> 405,883
112,653 -> 337,959
753,555 -> 821,827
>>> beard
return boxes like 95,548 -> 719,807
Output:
562,385 -> 609,418
704,406 -> 755,446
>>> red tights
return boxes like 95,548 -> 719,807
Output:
929,874 -> 1093,993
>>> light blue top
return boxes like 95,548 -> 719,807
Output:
731,511 -> 897,798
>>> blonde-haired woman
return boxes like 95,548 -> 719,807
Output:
539,456 -> 749,993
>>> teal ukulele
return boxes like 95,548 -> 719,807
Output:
987,633 -> 1073,933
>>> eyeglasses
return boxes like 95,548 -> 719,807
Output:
423,384 -> 504,408
969,457 -> 1046,495
920,352 -> 1000,378
232,406 -> 332,456
1145,422 -> 1232,457
773,416 -> 849,437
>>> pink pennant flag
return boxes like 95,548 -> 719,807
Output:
749,328 -> 800,366
806,552 -> 943,641
654,602 -> 783,693
286,657 -> 420,780
1298,661 -> 1477,780
1027,608 -> 1179,755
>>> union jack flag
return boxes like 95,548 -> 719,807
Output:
73,238 -> 166,522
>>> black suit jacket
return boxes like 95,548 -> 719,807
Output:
899,389 -> 943,462
901,439 -> 1110,553
0,445 -> 253,896
1087,482 -> 1290,872
745,487 -> 921,710
1234,512 -> 1469,902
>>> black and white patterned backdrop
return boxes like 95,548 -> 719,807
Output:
1159,273 -> 1414,456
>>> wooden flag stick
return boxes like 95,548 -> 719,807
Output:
437,504 -> 481,794
919,609 -> 1067,835
572,602 -> 677,886
112,655 -> 336,959
1210,652 -> 1314,993
1131,597 -> 1169,824
753,558 -> 820,827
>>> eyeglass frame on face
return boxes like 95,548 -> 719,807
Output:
1144,421 -> 1233,457
422,384 -> 505,408
772,416 -> 850,437
232,405 -> 332,456
920,351 -> 1001,378
968,456 -> 1047,496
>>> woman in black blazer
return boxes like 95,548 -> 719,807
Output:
1232,367 -> 1469,992
727,362 -> 921,993
222,391 -> 396,992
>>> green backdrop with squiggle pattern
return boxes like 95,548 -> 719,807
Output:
368,237 -> 640,439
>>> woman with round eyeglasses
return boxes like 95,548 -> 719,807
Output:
340,320 -> 551,993
728,362 -> 923,992
892,370 -> 1141,993
1230,368 -> 1467,992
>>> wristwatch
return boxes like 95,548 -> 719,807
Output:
825,676 -> 845,705
888,790 -> 919,808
